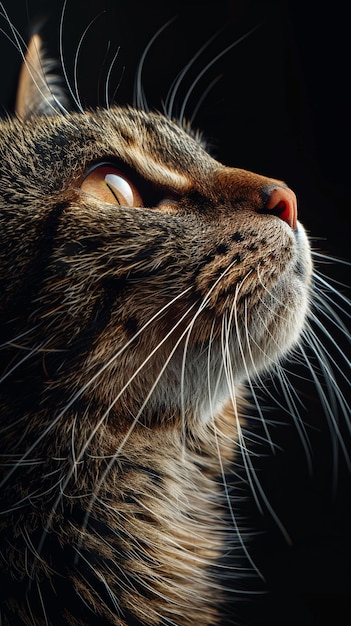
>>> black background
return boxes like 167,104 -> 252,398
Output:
0,1 -> 350,625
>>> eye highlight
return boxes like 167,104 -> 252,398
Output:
80,163 -> 143,207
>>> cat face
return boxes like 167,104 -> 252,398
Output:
0,96 -> 312,429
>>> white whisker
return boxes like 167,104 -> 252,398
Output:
133,19 -> 175,111
73,12 -> 105,114
228,285 -> 294,546
189,74 -> 222,125
312,251 -> 351,266
0,340 -> 47,384
165,30 -> 220,120
178,24 -> 260,124
298,339 -> 351,469
273,363 -> 314,473
105,48 -> 124,110
314,274 -> 351,322
36,580 -> 49,626
0,323 -> 41,348
307,312 -> 350,387
59,0 -> 84,113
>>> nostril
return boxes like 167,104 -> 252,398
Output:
263,186 -> 297,230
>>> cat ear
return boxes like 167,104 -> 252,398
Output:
15,34 -> 69,119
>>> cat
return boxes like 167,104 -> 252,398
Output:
0,11 -> 349,626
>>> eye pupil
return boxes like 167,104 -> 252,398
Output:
105,173 -> 134,206
80,164 -> 143,208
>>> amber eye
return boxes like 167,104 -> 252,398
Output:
80,164 -> 143,207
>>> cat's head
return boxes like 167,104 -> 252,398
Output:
0,35 -> 312,433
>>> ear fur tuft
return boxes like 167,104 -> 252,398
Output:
15,33 -> 69,119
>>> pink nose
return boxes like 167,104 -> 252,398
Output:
265,187 -> 297,230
